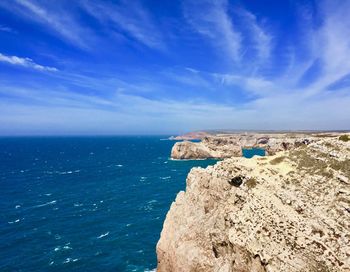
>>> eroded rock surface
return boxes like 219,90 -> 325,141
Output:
170,132 -> 337,160
158,135 -> 350,271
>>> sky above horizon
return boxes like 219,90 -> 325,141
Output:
0,0 -> 350,135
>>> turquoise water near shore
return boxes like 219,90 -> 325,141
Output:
0,136 -> 217,271
242,147 -> 265,158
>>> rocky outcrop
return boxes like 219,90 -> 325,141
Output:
158,135 -> 350,271
171,140 -> 241,159
170,133 -> 314,160
170,132 -> 349,160
171,141 -> 213,160
169,131 -> 211,141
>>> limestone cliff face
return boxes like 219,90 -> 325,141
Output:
170,133 -> 315,160
158,136 -> 350,271
171,141 -> 215,160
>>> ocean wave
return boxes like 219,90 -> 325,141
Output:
160,176 -> 171,180
169,157 -> 208,161
33,200 -> 57,208
97,232 -> 109,239
63,258 -> 79,264
57,171 -> 72,175
8,219 -> 20,224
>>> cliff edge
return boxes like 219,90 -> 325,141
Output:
170,133 -> 314,160
158,135 -> 350,271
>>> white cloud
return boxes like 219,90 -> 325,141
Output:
0,0 -> 93,49
183,0 -> 242,62
237,9 -> 272,61
1,75 -> 350,136
0,53 -> 58,72
80,0 -> 165,50
0,24 -> 15,33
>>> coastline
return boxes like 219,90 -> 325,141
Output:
157,131 -> 350,271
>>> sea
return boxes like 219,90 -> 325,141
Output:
0,136 -> 218,272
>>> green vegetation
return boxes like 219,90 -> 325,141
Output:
245,178 -> 257,189
314,134 -> 334,138
270,156 -> 285,165
290,150 -> 334,178
339,135 -> 350,142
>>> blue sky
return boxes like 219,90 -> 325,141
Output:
0,0 -> 350,135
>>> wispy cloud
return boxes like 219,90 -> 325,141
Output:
80,0 -> 165,50
0,53 -> 58,72
237,9 -> 272,62
0,0 -> 350,134
0,24 -> 15,33
183,0 -> 242,62
0,0 -> 93,49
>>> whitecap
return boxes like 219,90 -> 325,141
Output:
74,203 -> 83,207
15,205 -> 21,209
45,193 -> 52,196
63,245 -> 72,250
33,200 -> 56,208
116,164 -> 123,167
97,232 -> 109,239
63,258 -> 72,264
54,247 -> 60,252
49,261 -> 54,266
8,219 -> 20,224
160,176 -> 171,180
163,161 -> 168,164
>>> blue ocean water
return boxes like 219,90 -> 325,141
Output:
0,137 -> 217,272
242,148 -> 265,158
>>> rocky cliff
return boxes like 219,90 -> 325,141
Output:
170,133 -> 316,160
158,135 -> 350,271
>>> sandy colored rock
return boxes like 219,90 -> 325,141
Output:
170,132 -> 347,160
158,135 -> 350,271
